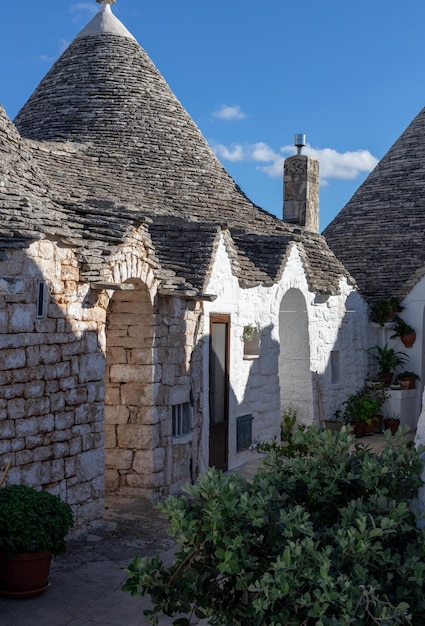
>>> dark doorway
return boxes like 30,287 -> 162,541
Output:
209,315 -> 230,470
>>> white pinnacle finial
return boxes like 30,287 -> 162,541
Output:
76,0 -> 135,40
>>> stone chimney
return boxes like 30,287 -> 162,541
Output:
283,134 -> 319,231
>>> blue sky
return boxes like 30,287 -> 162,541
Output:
1,0 -> 425,231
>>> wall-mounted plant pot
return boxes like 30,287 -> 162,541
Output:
400,333 -> 416,348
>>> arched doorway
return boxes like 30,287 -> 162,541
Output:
278,289 -> 314,424
104,279 -> 156,496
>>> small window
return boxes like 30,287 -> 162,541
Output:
331,350 -> 340,384
172,403 -> 191,438
36,281 -> 47,319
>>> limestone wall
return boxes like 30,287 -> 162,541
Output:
0,241 -> 105,529
0,240 -> 206,527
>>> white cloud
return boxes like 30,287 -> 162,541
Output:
213,140 -> 378,182
280,144 -> 379,180
213,143 -> 246,162
70,3 -> 98,15
213,141 -> 282,169
213,105 -> 247,121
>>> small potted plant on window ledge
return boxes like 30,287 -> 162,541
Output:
390,316 -> 416,348
242,323 -> 261,358
397,371 -> 420,390
0,484 -> 74,598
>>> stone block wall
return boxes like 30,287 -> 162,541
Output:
0,241 -> 106,529
104,286 -> 204,498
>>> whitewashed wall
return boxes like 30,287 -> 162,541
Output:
202,234 -> 371,472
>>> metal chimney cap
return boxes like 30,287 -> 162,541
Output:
294,134 -> 306,147
294,134 -> 306,155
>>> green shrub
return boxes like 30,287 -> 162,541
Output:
123,427 -> 425,625
0,484 -> 74,556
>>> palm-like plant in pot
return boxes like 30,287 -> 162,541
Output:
0,484 -> 74,597
367,343 -> 408,386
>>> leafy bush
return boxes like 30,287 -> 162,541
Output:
123,427 -> 425,625
0,485 -> 74,556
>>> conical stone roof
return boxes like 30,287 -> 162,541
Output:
0,105 -> 72,243
10,1 -> 351,295
14,3 -> 267,228
323,106 -> 425,303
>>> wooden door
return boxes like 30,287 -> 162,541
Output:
209,315 -> 230,470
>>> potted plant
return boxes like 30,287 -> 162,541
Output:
342,387 -> 381,437
397,370 -> 420,390
390,316 -> 416,348
323,410 -> 346,433
369,298 -> 403,326
0,484 -> 74,597
383,412 -> 400,435
367,343 -> 408,385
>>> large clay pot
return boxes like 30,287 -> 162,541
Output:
0,551 -> 52,598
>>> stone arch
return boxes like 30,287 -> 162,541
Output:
104,277 -> 157,497
278,288 -> 314,424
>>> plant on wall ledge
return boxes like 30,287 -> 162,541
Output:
367,343 -> 408,385
397,370 -> 420,389
369,298 -> 403,326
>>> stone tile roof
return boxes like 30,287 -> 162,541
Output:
324,106 -> 425,303
1,5 -> 351,297
0,106 -> 73,245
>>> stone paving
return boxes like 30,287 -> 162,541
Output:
0,430 -> 416,625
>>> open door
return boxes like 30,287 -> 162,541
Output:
209,315 -> 230,470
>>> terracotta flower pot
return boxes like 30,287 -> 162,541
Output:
378,372 -> 394,386
363,421 -> 375,436
350,422 -> 364,438
401,333 -> 416,348
324,421 -> 343,433
0,551 -> 52,598
383,419 -> 400,435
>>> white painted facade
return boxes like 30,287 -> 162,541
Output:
202,234 -> 373,472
